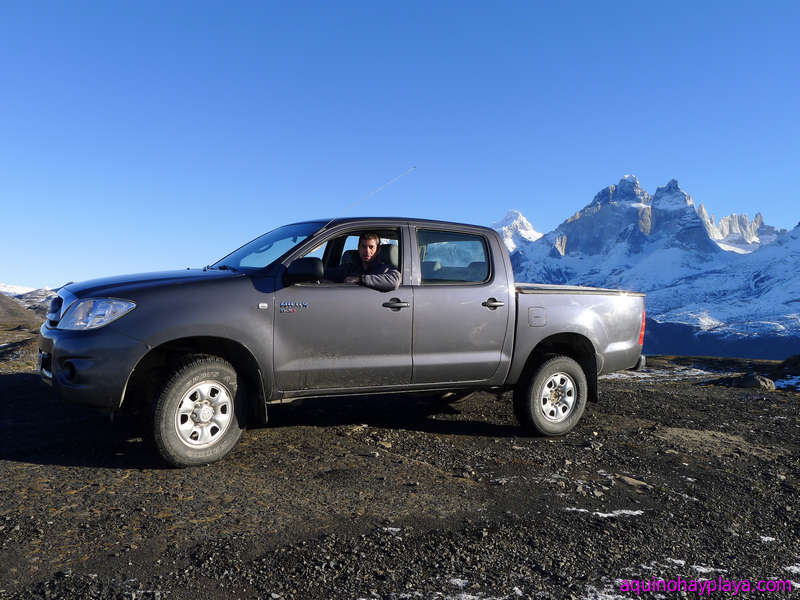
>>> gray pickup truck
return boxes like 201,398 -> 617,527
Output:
38,218 -> 646,467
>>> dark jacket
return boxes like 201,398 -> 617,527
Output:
327,259 -> 401,292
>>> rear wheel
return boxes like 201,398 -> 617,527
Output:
153,356 -> 244,467
513,355 -> 587,436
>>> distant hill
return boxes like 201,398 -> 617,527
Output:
0,283 -> 36,296
0,293 -> 41,330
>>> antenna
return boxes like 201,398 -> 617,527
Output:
319,166 -> 416,231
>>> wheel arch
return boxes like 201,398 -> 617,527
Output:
518,333 -> 599,402
121,336 -> 269,425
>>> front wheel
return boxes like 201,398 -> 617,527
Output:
153,356 -> 244,467
513,356 -> 587,436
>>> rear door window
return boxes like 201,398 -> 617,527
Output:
417,230 -> 490,284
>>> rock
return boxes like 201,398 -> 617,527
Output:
707,373 -> 775,390
741,373 -> 776,390
616,475 -> 654,493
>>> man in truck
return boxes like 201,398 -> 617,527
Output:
328,231 -> 401,292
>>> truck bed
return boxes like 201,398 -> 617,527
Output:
516,283 -> 645,297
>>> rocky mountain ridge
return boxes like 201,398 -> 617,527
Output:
0,285 -> 58,321
498,176 -> 798,358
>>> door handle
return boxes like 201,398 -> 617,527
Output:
382,298 -> 410,311
482,298 -> 505,310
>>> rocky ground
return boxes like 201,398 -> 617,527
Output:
0,317 -> 799,599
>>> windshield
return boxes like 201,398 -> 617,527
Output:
211,222 -> 325,271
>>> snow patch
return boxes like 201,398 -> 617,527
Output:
382,527 -> 402,534
582,584 -> 631,599
760,536 -> 777,543
691,565 -> 727,574
600,367 -> 716,381
565,508 -> 643,518
785,564 -> 800,575
715,240 -> 754,254
692,312 -> 724,331
593,510 -> 644,518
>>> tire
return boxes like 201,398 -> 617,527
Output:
513,355 -> 587,436
153,356 -> 244,467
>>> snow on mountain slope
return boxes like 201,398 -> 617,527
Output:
492,210 -> 542,252
506,176 -> 799,342
15,288 -> 58,315
649,222 -> 800,338
0,283 -> 35,296
0,284 -> 58,318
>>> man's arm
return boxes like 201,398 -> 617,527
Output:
362,264 -> 401,292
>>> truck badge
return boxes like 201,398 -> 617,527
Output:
280,301 -> 309,314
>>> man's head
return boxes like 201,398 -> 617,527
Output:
358,232 -> 381,266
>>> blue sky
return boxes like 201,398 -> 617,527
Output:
2,1 -> 799,288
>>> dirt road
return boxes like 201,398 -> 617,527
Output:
1,353 -> 798,599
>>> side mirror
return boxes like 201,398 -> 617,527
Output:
285,257 -> 324,284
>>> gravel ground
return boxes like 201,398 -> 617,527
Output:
1,349 -> 798,599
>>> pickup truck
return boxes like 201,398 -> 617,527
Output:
38,218 -> 646,467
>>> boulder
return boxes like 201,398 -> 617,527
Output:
705,372 -> 776,391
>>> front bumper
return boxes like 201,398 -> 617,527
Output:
38,323 -> 149,411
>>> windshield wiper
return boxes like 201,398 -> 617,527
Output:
215,265 -> 239,272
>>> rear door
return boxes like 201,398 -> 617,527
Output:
411,227 -> 511,384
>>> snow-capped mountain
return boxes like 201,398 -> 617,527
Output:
492,210 -> 542,252
503,176 -> 799,358
15,288 -> 58,316
0,283 -> 36,297
0,284 -> 57,319
511,176 -> 724,291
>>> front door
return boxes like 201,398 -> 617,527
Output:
273,284 -> 412,391
273,225 -> 412,391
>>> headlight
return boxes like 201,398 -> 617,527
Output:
58,298 -> 136,330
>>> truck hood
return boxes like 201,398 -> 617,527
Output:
63,269 -> 243,298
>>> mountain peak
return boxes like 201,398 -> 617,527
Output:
615,175 -> 649,201
589,175 -> 650,208
652,179 -> 693,211
663,178 -> 681,193
494,209 -> 528,227
492,210 -> 542,252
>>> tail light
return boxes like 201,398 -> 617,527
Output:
638,309 -> 646,346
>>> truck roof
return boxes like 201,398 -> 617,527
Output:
305,217 -> 496,233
